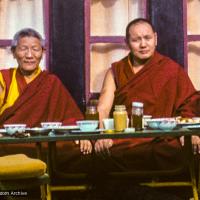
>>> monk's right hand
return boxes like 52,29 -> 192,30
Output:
75,140 -> 93,155
94,139 -> 113,153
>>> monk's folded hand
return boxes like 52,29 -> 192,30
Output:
191,136 -> 200,154
94,139 -> 113,154
80,140 -> 92,155
74,140 -> 79,145
180,136 -> 200,154
180,136 -> 184,146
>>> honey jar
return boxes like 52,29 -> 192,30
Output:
113,105 -> 127,132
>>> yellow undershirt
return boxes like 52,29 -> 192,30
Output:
0,67 -> 41,115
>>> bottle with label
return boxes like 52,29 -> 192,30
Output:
113,105 -> 127,132
85,105 -> 99,120
131,102 -> 143,131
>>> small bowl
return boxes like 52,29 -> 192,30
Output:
41,122 -> 62,129
76,120 -> 98,132
192,117 -> 200,123
147,118 -> 177,130
143,115 -> 152,127
124,128 -> 135,133
4,124 -> 26,135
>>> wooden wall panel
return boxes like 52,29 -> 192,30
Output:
50,0 -> 185,111
149,0 -> 184,66
50,0 -> 85,111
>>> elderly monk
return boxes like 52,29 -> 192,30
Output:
0,28 -> 82,126
95,18 -> 200,172
0,28 -> 92,157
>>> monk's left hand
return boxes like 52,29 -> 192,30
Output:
191,136 -> 200,154
180,136 -> 200,154
94,139 -> 113,154
77,140 -> 92,155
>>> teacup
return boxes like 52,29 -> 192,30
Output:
103,118 -> 114,130
41,122 -> 62,129
4,124 -> 26,135
143,115 -> 152,128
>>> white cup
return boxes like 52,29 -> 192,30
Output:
143,115 -> 152,128
103,118 -> 114,130
127,118 -> 130,128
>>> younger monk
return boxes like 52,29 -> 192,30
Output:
95,18 -> 200,171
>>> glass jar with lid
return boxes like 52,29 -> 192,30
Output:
131,102 -> 143,131
113,105 -> 127,132
85,105 -> 99,120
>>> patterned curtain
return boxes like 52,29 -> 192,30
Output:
90,0 -> 145,92
0,0 -> 44,69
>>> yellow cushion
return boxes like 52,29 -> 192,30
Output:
0,154 -> 46,180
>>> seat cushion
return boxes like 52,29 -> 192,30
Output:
0,154 -> 46,180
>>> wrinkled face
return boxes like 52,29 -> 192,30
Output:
127,22 -> 157,63
13,36 -> 43,74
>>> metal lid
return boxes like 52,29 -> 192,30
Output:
132,102 -> 143,107
86,105 -> 97,113
114,105 -> 126,111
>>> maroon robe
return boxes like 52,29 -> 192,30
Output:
97,52 -> 200,172
0,68 -> 83,127
0,69 -> 89,174
112,51 -> 199,118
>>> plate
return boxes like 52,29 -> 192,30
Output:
183,125 -> 200,130
0,129 -> 6,134
177,122 -> 200,127
70,129 -> 104,134
56,125 -> 79,130
103,129 -> 115,134
42,125 -> 79,130
26,127 -> 49,136
45,126 -> 80,135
